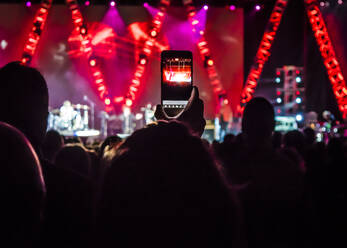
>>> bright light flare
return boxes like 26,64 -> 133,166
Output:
229,5 -> 236,11
89,59 -> 96,66
125,98 -> 133,107
110,1 -> 115,7
26,1 -> 31,7
255,5 -> 261,11
203,5 -> 208,10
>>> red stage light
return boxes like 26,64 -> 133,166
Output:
240,0 -> 288,112
305,0 -> 347,118
125,98 -> 133,107
105,98 -> 111,105
140,58 -> 147,65
84,1 -> 90,6
277,91 -> 281,96
223,99 -> 229,105
296,90 -> 300,95
89,59 -> 96,66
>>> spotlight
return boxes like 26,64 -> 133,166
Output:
320,1 -> 325,7
276,97 -> 282,104
255,4 -> 261,11
144,2 -> 149,7
295,97 -> 302,104
203,5 -> 208,10
338,0 -> 343,5
125,98 -> 133,107
223,99 -> 229,105
275,77 -> 281,83
192,20 -> 199,25
80,26 -> 87,35
296,114 -> 303,122
199,30 -> 204,35
140,58 -> 147,65
296,76 -> 302,83
207,59 -> 214,66
25,1 -> 31,7
89,59 -> 96,67
84,1 -> 90,6
105,98 -> 111,105
150,30 -> 157,37
229,5 -> 236,11
110,1 -> 115,7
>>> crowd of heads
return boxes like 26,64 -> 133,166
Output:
0,62 -> 346,247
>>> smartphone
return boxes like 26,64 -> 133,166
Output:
161,50 -> 193,117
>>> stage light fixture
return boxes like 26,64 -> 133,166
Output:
150,30 -> 157,37
296,76 -> 302,83
199,30 -> 204,35
140,58 -> 147,65
207,59 -> 214,66
125,98 -> 133,107
203,5 -> 208,10
223,99 -> 229,105
255,5 -> 261,11
295,114 -> 303,122
295,97 -> 302,104
276,97 -> 282,104
229,5 -> 236,11
105,98 -> 111,105
110,1 -> 115,7
89,59 -> 96,66
84,1 -> 90,6
144,2 -> 149,7
26,1 -> 31,7
275,77 -> 281,83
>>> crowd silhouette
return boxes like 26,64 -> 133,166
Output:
0,62 -> 346,248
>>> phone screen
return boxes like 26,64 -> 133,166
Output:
161,50 -> 193,117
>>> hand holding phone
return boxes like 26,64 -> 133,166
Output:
156,86 -> 206,137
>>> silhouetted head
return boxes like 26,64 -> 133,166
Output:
55,144 -> 91,178
0,62 -> 48,149
97,121 -> 239,248
283,130 -> 305,156
0,122 -> 45,246
42,130 -> 64,162
272,131 -> 283,149
303,127 -> 316,146
99,135 -> 122,158
242,97 -> 275,144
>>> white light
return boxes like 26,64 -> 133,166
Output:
276,97 -> 282,104
275,77 -> 281,83
296,76 -> 302,83
296,114 -> 303,122
338,0 -> 343,5
333,128 -> 338,133
0,40 -> 8,50
135,113 -> 143,120
75,130 -> 100,137
296,97 -> 302,104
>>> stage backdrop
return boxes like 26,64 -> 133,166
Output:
0,4 -> 243,119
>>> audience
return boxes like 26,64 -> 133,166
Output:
0,61 -> 346,248
0,122 -> 46,247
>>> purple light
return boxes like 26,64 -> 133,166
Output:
255,5 -> 261,11
110,1 -> 115,7
229,5 -> 236,11
203,5 -> 208,10
144,2 -> 149,8
85,0 -> 90,6
25,1 -> 31,7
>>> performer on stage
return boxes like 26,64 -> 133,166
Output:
60,100 -> 75,130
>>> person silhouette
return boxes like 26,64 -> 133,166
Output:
0,62 -> 92,248
0,122 -> 46,247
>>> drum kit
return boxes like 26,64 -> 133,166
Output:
48,101 -> 91,134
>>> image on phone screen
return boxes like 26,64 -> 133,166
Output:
161,50 -> 193,117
